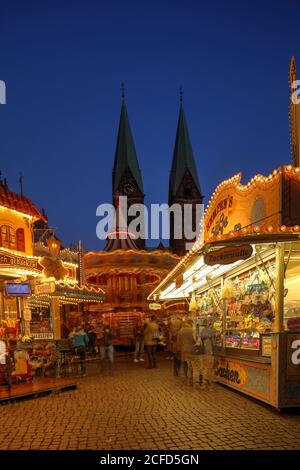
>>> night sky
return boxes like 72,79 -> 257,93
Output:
1,0 -> 300,250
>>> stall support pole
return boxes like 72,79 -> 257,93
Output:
0,291 -> 3,321
51,297 -> 61,340
221,299 -> 227,351
274,242 -> 285,333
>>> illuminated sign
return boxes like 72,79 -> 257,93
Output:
34,282 -> 56,295
6,282 -> 31,296
149,303 -> 162,311
31,333 -> 53,340
0,251 -> 43,273
204,244 -> 253,266
214,359 -> 247,386
204,172 -> 281,240
206,196 -> 233,233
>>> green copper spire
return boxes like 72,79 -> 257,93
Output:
112,97 -> 143,194
169,101 -> 201,197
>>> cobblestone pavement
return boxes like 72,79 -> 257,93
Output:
1,353 -> 300,450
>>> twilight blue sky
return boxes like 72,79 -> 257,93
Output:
0,0 -> 299,250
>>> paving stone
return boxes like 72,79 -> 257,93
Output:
0,354 -> 300,450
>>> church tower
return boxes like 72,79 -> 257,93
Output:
289,56 -> 300,167
112,87 -> 145,248
168,91 -> 203,255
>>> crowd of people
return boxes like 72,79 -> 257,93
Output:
65,315 -> 164,375
67,323 -> 115,376
1,313 -> 217,390
61,313 -> 217,390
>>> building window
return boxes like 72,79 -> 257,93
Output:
16,228 -> 25,252
0,225 -> 16,250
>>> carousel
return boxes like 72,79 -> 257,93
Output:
84,229 -> 180,344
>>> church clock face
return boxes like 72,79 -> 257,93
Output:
123,183 -> 135,194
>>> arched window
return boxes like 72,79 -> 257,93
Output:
16,228 -> 25,252
0,225 -> 16,250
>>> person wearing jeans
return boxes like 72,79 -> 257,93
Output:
68,325 -> 89,376
144,316 -> 160,369
146,345 -> 157,368
100,344 -> 114,363
133,324 -> 145,363
99,324 -> 114,372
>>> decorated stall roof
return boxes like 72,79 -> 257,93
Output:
148,165 -> 300,300
53,282 -> 105,302
0,185 -> 46,221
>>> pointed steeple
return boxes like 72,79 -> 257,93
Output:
112,96 -> 143,195
168,91 -> 203,256
289,56 -> 300,167
169,100 -> 201,198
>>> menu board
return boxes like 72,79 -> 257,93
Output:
261,335 -> 272,357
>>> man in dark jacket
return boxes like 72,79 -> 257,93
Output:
86,324 -> 97,356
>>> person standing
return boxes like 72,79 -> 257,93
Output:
133,323 -> 145,363
86,323 -> 97,356
176,318 -> 195,383
98,324 -> 114,372
169,315 -> 182,376
144,315 -> 160,369
68,324 -> 89,376
199,319 -> 216,389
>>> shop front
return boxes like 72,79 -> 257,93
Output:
0,183 -> 104,389
0,250 -> 104,385
149,166 -> 300,409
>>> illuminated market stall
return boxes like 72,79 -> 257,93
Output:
0,181 -> 104,387
149,166 -> 300,409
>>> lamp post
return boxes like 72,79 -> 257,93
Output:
47,235 -> 62,340
47,235 -> 61,258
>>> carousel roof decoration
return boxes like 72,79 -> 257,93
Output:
85,246 -> 180,275
103,228 -> 139,252
103,197 -> 139,252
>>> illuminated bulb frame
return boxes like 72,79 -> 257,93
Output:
149,165 -> 300,300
